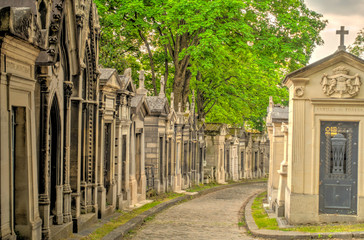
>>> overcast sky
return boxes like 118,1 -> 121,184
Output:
304,0 -> 364,63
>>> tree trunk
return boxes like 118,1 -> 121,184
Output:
138,30 -> 157,95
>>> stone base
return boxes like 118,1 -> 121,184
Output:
72,213 -> 97,233
276,204 -> 285,217
129,178 -> 138,206
50,221 -> 73,240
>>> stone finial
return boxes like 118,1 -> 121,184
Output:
191,90 -> 195,112
159,76 -> 165,97
136,70 -> 147,95
139,70 -> 145,89
185,101 -> 190,113
124,68 -> 132,80
178,102 -> 182,113
170,92 -> 174,110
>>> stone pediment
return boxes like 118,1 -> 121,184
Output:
100,68 -> 122,91
283,50 -> 364,85
283,50 -> 364,100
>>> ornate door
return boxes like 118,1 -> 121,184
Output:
319,121 -> 358,215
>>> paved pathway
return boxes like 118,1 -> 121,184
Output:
128,182 -> 266,240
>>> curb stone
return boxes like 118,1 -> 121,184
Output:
244,191 -> 364,239
102,180 -> 266,240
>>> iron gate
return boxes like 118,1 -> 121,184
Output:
319,121 -> 358,215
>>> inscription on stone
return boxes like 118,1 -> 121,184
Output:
315,106 -> 364,114
6,59 -> 31,77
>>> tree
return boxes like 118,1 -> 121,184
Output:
95,0 -> 327,129
349,28 -> 364,59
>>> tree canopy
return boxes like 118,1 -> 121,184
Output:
94,0 -> 327,130
349,28 -> 364,59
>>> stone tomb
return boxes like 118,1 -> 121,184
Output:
266,97 -> 289,214
282,49 -> 364,224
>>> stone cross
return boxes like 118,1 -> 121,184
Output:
159,76 -> 165,97
136,70 -> 147,95
336,26 -> 349,51
139,70 -> 145,89
170,92 -> 174,110
178,102 -> 182,113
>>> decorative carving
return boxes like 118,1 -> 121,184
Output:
13,9 -> 32,39
51,22 -> 60,32
47,48 -> 56,56
55,3 -> 63,11
53,13 -> 61,22
64,81 -> 73,98
49,35 -> 58,44
76,12 -> 85,27
294,86 -> 304,97
320,66 -> 361,98
331,134 -> 346,174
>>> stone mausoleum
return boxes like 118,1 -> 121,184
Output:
268,29 -> 364,224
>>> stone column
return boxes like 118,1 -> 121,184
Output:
284,78 -> 309,222
97,108 -> 106,217
38,75 -> 51,239
129,120 -> 137,205
276,123 -> 288,217
63,81 -> 73,223
115,120 -> 123,209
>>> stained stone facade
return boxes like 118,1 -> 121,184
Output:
268,49 -> 364,225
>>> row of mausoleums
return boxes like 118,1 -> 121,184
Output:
204,123 -> 269,183
267,47 -> 364,224
0,1 -> 268,239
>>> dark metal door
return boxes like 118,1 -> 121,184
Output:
319,121 -> 358,215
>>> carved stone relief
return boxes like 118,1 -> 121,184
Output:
320,66 -> 361,98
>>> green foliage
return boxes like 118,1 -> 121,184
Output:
348,28 -> 364,59
94,0 -> 327,129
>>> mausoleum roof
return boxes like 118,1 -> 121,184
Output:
283,50 -> 364,84
131,95 -> 144,108
146,96 -> 169,114
269,106 -> 289,122
100,68 -> 116,80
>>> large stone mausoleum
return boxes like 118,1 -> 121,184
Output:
268,32 -> 364,224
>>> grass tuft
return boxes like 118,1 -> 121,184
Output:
251,191 -> 279,230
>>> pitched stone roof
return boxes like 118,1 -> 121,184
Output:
146,96 -> 167,114
205,123 -> 223,132
131,94 -> 143,108
99,68 -> 116,80
267,105 -> 289,122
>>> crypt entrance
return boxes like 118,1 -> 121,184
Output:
319,121 -> 358,215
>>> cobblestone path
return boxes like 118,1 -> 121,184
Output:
129,182 -> 266,240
